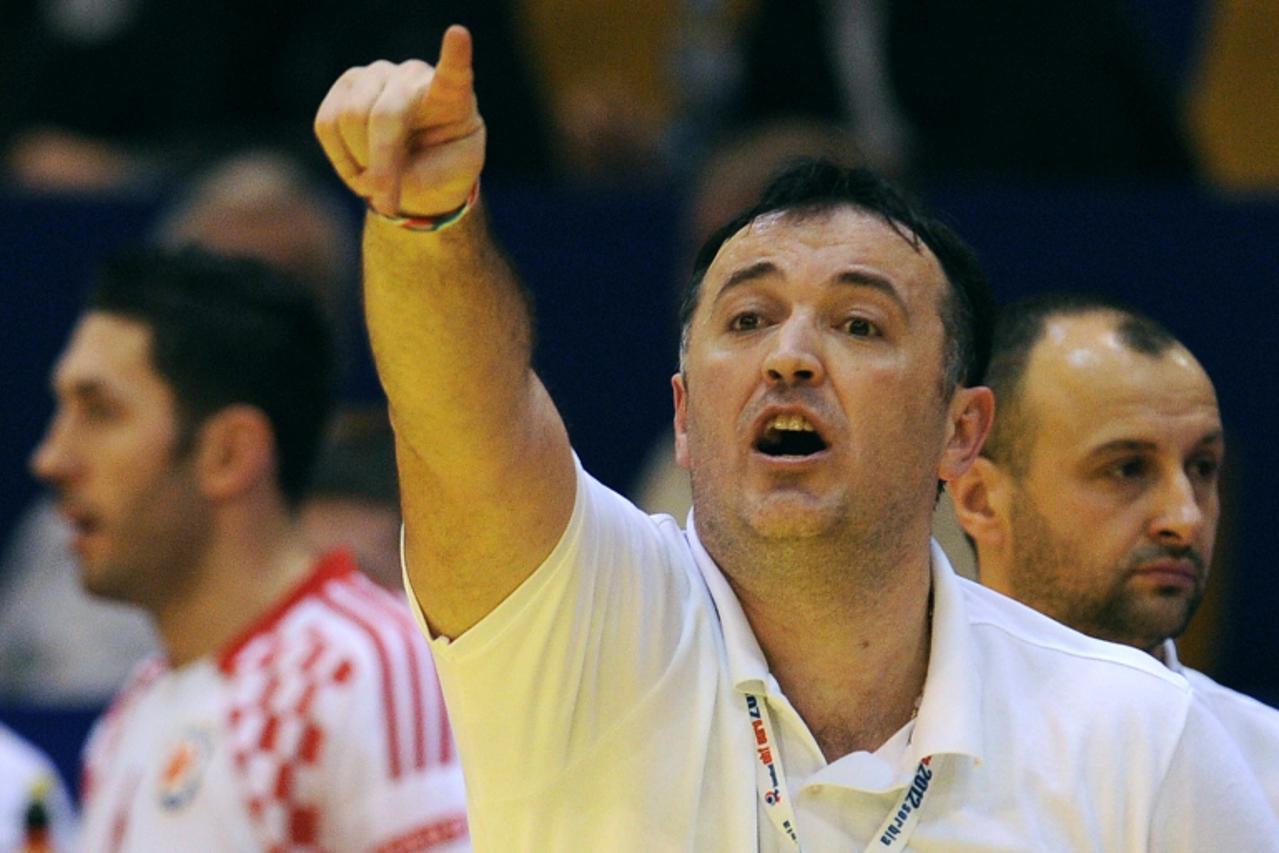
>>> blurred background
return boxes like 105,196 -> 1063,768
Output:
2,0 -> 1277,802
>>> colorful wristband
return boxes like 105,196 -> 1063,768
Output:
369,180 -> 480,232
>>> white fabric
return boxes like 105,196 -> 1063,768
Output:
80,552 -> 469,853
411,460 -> 1279,851
1162,639 -> 1279,812
0,722 -> 76,852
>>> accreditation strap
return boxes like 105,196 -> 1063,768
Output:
745,693 -> 801,847
744,693 -> 940,852
865,755 -> 939,852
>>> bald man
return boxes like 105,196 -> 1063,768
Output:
952,292 -> 1279,809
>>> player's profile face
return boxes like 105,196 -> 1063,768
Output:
30,312 -> 209,604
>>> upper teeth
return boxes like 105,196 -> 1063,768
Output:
768,414 -> 814,432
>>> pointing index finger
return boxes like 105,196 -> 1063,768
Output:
433,25 -> 474,91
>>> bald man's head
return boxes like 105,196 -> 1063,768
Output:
953,296 -> 1222,653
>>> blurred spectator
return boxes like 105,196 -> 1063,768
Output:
154,150 -> 356,319
155,149 -> 365,385
726,0 -> 1196,181
1,0 -> 242,191
1188,0 -> 1279,190
728,0 -> 912,177
1,0 -> 553,191
521,0 -> 686,183
301,407 -> 402,593
0,722 -> 76,852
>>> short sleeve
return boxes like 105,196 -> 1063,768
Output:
406,458 -> 707,805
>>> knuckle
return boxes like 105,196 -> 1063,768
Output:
399,58 -> 432,74
367,100 -> 405,129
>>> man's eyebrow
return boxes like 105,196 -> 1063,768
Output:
716,261 -> 777,298
710,262 -> 909,313
833,269 -> 908,314
1085,431 -> 1225,459
1085,439 -> 1156,459
1192,430 -> 1225,452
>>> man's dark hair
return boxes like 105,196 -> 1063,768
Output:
88,247 -> 336,506
679,159 -> 994,392
981,291 -> 1180,474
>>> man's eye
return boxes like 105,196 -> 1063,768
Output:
1111,458 -> 1148,480
730,312 -> 763,331
844,317 -> 880,337
1189,456 -> 1220,480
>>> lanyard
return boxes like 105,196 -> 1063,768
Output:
744,693 -> 939,853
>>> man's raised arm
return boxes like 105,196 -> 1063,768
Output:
314,26 -> 575,638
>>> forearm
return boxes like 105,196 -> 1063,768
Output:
363,200 -> 536,467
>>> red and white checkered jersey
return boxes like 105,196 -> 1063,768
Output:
78,550 -> 469,853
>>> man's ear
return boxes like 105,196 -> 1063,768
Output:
950,457 -> 1010,549
938,385 -> 994,483
194,404 -> 276,501
672,372 -> 690,471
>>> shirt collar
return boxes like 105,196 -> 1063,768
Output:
910,540 -> 984,764
686,516 -> 984,764
685,512 -> 773,693
216,548 -> 356,673
1157,639 -> 1183,673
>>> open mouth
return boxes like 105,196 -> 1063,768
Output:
754,413 -> 829,457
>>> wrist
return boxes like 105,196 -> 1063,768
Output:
368,179 -> 480,232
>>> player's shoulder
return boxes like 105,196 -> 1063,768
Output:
93,655 -> 168,732
293,567 -> 429,662
216,556 -> 438,718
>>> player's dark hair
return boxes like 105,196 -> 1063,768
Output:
89,247 -> 335,506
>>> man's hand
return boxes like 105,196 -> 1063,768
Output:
314,25 -> 485,219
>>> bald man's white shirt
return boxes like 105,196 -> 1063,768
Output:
406,458 -> 1279,850
1161,639 -> 1279,813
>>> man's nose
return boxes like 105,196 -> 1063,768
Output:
29,415 -> 74,486
762,317 -> 824,386
1148,469 -> 1206,546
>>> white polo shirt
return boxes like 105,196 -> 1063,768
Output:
1162,640 -> 1279,812
412,460 -> 1278,850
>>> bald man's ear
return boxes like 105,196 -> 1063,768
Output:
951,457 -> 1010,550
194,404 -> 276,502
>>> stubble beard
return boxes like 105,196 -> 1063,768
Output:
689,452 -> 928,598
1007,493 -> 1204,652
